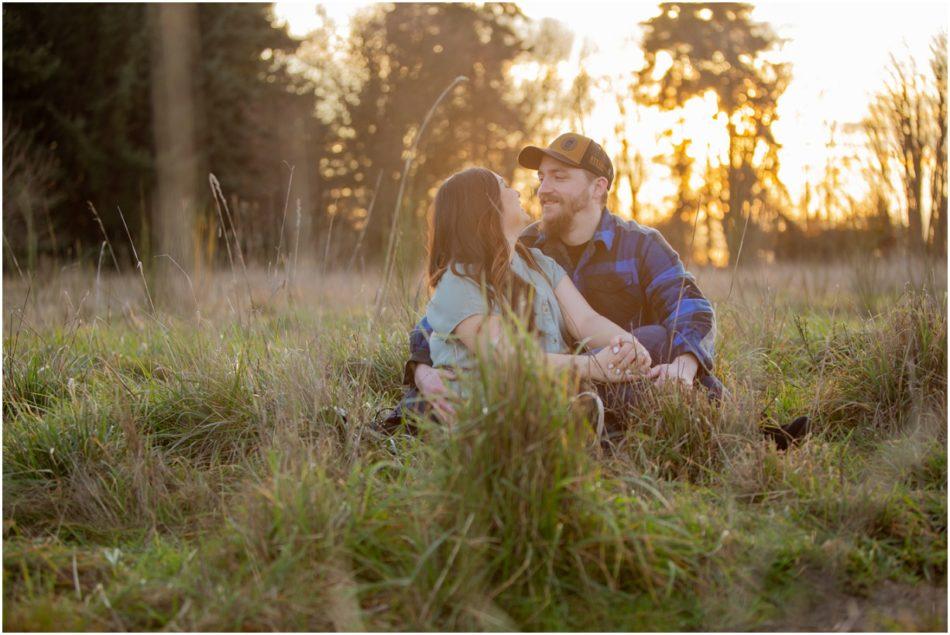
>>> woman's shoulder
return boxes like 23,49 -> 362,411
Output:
431,265 -> 481,296
428,266 -> 488,312
426,266 -> 490,334
522,247 -> 566,286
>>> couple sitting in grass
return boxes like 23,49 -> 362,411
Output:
382,132 -> 806,446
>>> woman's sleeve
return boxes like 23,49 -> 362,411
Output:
426,272 -> 490,335
531,249 -> 567,288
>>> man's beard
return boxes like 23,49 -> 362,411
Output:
540,191 -> 588,240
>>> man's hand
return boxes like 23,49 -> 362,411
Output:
413,363 -> 457,422
648,353 -> 699,387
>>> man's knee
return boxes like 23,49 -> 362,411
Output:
594,379 -> 651,438
631,324 -> 674,365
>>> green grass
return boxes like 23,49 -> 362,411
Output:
2,260 -> 947,630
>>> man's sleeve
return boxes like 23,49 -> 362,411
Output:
639,231 -> 716,375
403,316 -> 434,386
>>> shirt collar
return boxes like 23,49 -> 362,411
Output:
590,208 -> 617,251
534,207 -> 615,251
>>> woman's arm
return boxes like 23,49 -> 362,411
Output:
552,276 -> 651,372
452,313 -> 636,383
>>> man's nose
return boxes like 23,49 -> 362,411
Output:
537,180 -> 552,195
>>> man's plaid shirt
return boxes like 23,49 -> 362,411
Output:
405,208 -> 717,383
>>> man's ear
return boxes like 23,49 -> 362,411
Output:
593,176 -> 608,201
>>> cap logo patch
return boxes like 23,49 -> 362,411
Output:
561,137 -> 577,151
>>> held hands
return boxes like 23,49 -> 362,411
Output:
588,335 -> 651,383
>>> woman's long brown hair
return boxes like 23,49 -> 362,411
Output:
428,167 -> 545,330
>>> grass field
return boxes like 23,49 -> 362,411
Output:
3,256 -> 947,630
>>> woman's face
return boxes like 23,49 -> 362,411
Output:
494,172 -> 530,238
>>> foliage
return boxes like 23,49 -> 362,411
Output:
636,2 -> 791,265
3,3 -> 942,271
863,33 -> 947,255
330,3 -> 532,260
2,4 -> 310,266
2,261 -> 946,630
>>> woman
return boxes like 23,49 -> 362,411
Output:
422,167 -> 650,420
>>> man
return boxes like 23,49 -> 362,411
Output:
385,132 -> 806,446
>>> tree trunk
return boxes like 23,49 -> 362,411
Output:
149,4 -> 200,298
724,123 -> 752,267
929,42 -> 947,256
905,144 -> 926,251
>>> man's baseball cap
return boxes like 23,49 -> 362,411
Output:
518,132 -> 614,189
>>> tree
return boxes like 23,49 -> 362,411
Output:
515,17 -> 575,142
636,2 -> 791,265
191,4 -> 316,265
565,40 -> 597,135
2,4 -> 311,268
881,54 -> 928,250
338,3 -> 530,260
861,108 -> 899,254
865,41 -> 946,254
2,118 -> 63,271
653,128 -> 698,256
3,4 -> 154,261
815,122 -> 845,226
928,32 -> 947,255
149,4 -> 200,279
608,88 -> 647,220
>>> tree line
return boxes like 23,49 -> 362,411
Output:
3,2 -> 947,276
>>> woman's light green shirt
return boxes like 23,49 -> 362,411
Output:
424,248 -> 570,374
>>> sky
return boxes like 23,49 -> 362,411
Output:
272,1 -> 948,218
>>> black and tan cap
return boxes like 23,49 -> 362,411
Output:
518,132 -> 614,189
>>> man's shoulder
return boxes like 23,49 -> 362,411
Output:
606,210 -> 661,240
604,211 -> 671,252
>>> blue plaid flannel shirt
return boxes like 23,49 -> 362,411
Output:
404,208 -> 717,384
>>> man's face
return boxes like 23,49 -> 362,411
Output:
536,155 -> 597,239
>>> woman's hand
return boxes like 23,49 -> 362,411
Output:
607,334 -> 651,375
586,340 -> 644,383
414,363 -> 457,423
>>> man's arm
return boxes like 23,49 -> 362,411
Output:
552,275 -> 652,374
639,230 -> 716,379
403,316 -> 434,386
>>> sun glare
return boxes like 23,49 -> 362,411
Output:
272,1 -> 365,38
273,2 -> 946,227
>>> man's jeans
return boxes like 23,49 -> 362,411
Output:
590,324 -> 722,438
382,325 -> 722,430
